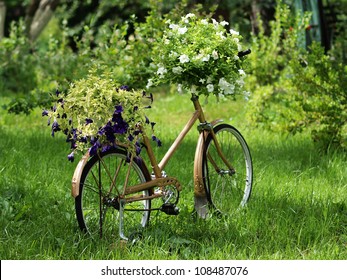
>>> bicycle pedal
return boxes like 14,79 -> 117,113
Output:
160,203 -> 180,215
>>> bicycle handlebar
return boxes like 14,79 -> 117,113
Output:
238,49 -> 251,58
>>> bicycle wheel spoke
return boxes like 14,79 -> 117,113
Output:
75,147 -> 151,240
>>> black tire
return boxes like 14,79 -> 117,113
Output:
203,124 -> 253,215
75,147 -> 152,239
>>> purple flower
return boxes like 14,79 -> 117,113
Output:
112,115 -> 128,134
90,136 -> 98,145
135,141 -> 142,155
120,85 -> 130,91
79,136 -> 87,143
42,109 -> 49,116
152,135 -> 162,147
114,105 -> 123,114
51,120 -> 60,137
89,140 -> 101,156
56,89 -> 61,96
85,118 -> 93,125
101,145 -> 112,153
128,134 -> 134,142
67,152 -> 75,162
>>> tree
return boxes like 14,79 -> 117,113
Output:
0,2 -> 5,39
0,0 -> 60,42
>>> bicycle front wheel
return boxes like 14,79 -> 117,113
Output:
203,124 -> 253,215
75,147 -> 152,239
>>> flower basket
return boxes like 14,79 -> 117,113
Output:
43,73 -> 157,162
148,13 -> 248,98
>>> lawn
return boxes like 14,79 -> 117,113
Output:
0,92 -> 346,259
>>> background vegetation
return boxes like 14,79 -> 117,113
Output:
0,0 -> 346,259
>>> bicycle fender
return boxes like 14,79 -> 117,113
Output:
193,119 -> 223,218
71,152 -> 90,198
193,131 -> 209,218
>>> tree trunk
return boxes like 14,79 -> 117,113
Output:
0,1 -> 6,40
28,0 -> 60,42
250,0 -> 260,34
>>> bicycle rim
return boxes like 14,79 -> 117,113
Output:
203,124 -> 253,215
75,148 -> 151,239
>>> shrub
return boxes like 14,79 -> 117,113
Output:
0,21 -> 38,95
246,0 -> 346,150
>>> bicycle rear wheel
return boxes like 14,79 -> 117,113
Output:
75,147 -> 152,239
203,124 -> 253,216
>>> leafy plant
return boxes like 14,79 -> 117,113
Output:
246,0 -> 347,150
43,71 -> 159,161
0,20 -> 38,94
149,13 -> 249,98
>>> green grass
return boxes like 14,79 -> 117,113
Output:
0,93 -> 346,259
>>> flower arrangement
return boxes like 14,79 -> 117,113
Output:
148,13 -> 248,98
43,73 -> 159,162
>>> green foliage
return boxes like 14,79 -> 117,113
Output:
44,71 -> 156,161
0,20 -> 38,94
149,13 -> 249,98
246,0 -> 347,150
289,43 -> 347,149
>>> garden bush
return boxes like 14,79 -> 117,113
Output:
246,0 -> 347,150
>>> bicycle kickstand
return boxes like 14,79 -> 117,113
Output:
119,199 -> 128,241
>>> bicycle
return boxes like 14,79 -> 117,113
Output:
71,50 -> 253,241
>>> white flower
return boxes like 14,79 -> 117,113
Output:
169,23 -> 179,30
229,29 -> 239,36
185,13 -> 195,19
238,69 -> 246,76
178,26 -> 188,34
217,31 -> 226,39
183,13 -> 195,23
172,66 -> 183,74
220,21 -> 229,26
164,39 -> 170,45
202,54 -> 210,62
237,44 -> 242,52
218,78 -> 235,95
146,79 -> 153,89
212,50 -> 219,60
157,66 -> 167,76
233,37 -> 239,43
169,51 -> 178,57
206,84 -> 214,92
200,19 -> 208,25
177,84 -> 183,94
199,78 -> 206,84
179,54 -> 190,63
212,18 -> 218,27
244,91 -> 251,101
234,55 -> 240,60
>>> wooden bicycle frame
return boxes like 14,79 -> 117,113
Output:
71,93 -> 232,217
